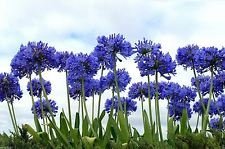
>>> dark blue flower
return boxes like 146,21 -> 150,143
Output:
55,51 -> 72,72
104,68 -> 131,92
136,49 -> 176,80
128,82 -> 148,99
105,96 -> 137,115
193,98 -> 216,116
66,53 -> 99,82
27,78 -> 51,98
0,73 -> 23,102
194,46 -> 223,73
11,41 -> 57,78
209,117 -> 225,130
168,102 -> 192,121
176,44 -> 199,69
215,94 -> 225,115
31,98 -> 58,119
93,34 -> 133,69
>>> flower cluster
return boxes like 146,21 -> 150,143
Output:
93,34 -> 133,69
209,117 -> 225,130
55,51 -> 72,72
135,39 -> 176,80
27,78 -> 51,98
11,41 -> 57,78
31,98 -> 58,119
105,96 -> 137,115
128,82 -> 149,100
0,73 -> 22,102
193,98 -> 216,116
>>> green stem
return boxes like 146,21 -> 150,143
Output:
147,75 -> 153,127
92,94 -> 94,123
7,101 -> 17,134
40,93 -> 46,133
65,71 -> 72,126
155,71 -> 163,141
97,66 -> 104,119
10,102 -> 19,134
81,79 -> 97,137
141,97 -> 145,128
202,67 -> 214,132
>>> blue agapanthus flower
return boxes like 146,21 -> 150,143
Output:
194,46 -> 223,73
215,94 -> 225,115
55,51 -> 72,72
193,98 -> 216,116
136,49 -> 176,80
0,73 -> 23,102
66,53 -> 99,82
209,117 -> 225,130
11,41 -> 57,78
168,102 -> 192,121
105,96 -> 137,115
191,75 -> 223,97
27,78 -> 51,97
128,82 -> 149,99
135,38 -> 161,59
93,34 -> 133,69
176,44 -> 199,69
103,68 -> 131,92
31,98 -> 58,119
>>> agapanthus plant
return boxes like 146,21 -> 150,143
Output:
209,117 -> 225,131
27,78 -> 51,98
31,98 -> 58,119
11,41 -> 57,78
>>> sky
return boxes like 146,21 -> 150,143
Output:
1,0 -> 225,134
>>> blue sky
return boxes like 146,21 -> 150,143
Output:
1,0 -> 225,133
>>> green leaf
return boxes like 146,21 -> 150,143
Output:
34,115 -> 42,132
75,112 -> 80,129
143,110 -> 153,144
82,116 -> 89,136
132,128 -> 140,141
99,110 -> 105,121
60,112 -> 69,137
24,124 -> 40,142
167,118 -> 175,140
118,111 -> 130,143
180,109 -> 188,135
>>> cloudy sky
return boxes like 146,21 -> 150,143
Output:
1,0 -> 225,134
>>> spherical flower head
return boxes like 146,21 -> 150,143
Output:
135,38 -> 161,61
93,34 -> 133,69
11,41 -> 57,78
215,94 -> 225,115
193,98 -> 216,116
194,46 -> 223,73
168,101 -> 192,121
55,51 -> 72,72
191,75 -> 223,97
66,53 -> 99,82
31,98 -> 58,119
0,73 -> 23,102
105,68 -> 131,92
136,50 -> 176,80
128,82 -> 149,99
209,117 -> 225,130
105,96 -> 137,116
176,44 -> 199,69
27,78 -> 51,98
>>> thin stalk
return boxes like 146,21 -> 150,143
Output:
40,93 -> 46,133
202,67 -> 214,132
97,66 -> 104,119
10,102 -> 19,134
81,96 -> 84,123
140,97 -> 145,128
38,69 -> 56,124
81,79 -> 97,137
7,101 -> 17,134
29,75 -> 38,119
147,75 -> 153,127
92,94 -> 94,123
113,63 -> 123,111
155,71 -> 163,141
65,71 -> 72,126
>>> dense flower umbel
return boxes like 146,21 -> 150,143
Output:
135,39 -> 161,60
93,34 -> 133,69
215,94 -> 225,115
66,53 -> 99,82
55,51 -> 72,72
11,41 -> 57,78
193,98 -> 216,116
176,44 -> 199,69
191,75 -> 224,97
27,78 -> 51,98
103,68 -> 131,92
31,98 -> 58,119
128,82 -> 149,99
168,102 -> 192,120
0,73 -> 23,102
209,117 -> 225,130
136,48 -> 176,80
194,46 -> 224,73
105,96 -> 137,115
